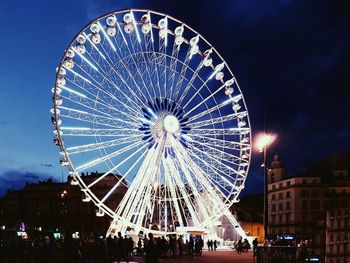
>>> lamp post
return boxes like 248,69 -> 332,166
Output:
255,133 -> 276,240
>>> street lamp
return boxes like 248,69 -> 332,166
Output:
255,133 -> 276,240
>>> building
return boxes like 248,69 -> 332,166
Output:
233,194 -> 264,242
226,194 -> 264,242
325,186 -> 350,262
0,172 -> 127,237
267,150 -> 350,261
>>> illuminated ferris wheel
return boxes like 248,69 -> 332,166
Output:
51,9 -> 251,238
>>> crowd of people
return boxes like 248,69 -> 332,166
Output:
233,238 -> 251,253
0,231 -> 219,263
253,238 -> 318,262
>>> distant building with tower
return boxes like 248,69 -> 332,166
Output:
267,150 -> 350,262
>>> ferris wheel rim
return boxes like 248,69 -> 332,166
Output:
52,8 -> 252,235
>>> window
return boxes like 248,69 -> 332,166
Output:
279,203 -> 283,211
286,191 -> 291,199
311,190 -> 319,197
300,190 -> 307,197
311,200 -> 320,210
272,215 -> 276,224
272,204 -> 276,212
279,193 -> 283,200
286,202 -> 291,210
272,194 -> 276,201
337,220 -> 341,229
279,214 -> 283,223
286,181 -> 291,186
279,183 -> 283,188
272,185 -> 276,190
302,200 -> 307,209
286,213 -> 290,223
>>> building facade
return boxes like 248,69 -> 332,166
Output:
0,172 -> 127,237
267,150 -> 350,261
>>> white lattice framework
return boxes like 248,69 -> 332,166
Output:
51,9 -> 252,239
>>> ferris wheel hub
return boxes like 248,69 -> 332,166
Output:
163,114 -> 180,134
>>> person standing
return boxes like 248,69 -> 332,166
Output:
177,235 -> 184,257
252,238 -> 258,256
188,236 -> 194,257
213,240 -> 217,251
198,237 -> 204,255
145,233 -> 158,263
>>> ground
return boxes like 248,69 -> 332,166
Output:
122,250 -> 254,263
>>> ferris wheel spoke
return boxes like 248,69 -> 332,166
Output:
112,18 -> 155,102
163,162 -> 183,227
132,144 -> 163,227
59,93 -> 139,128
173,140 -> 236,216
173,46 -> 191,100
101,150 -> 148,203
140,33 -> 158,99
158,17 -> 168,99
66,135 -> 142,155
183,83 -> 226,116
188,139 -> 248,164
168,33 -> 182,99
186,94 -> 243,121
118,142 -> 162,228
186,150 -> 234,201
187,147 -> 242,190
58,106 -> 137,129
141,12 -> 159,99
83,48 -> 149,110
60,127 -> 140,137
67,64 -> 142,118
182,68 -> 223,110
114,146 -> 156,219
122,21 -> 155,101
105,35 -> 152,104
64,78 -> 141,121
76,140 -> 143,173
187,111 -> 248,129
177,60 -> 204,107
167,157 -> 202,227
87,143 -> 147,188
85,29 -> 150,107
74,38 -> 147,111
189,133 -> 250,151
188,144 -> 246,179
170,138 -> 221,227
189,128 -> 250,136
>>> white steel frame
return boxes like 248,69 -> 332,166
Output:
51,9 -> 252,240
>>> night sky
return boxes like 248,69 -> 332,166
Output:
0,0 -> 349,196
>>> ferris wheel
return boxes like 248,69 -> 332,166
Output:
51,9 -> 251,238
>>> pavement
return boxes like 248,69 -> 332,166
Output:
118,250 -> 254,263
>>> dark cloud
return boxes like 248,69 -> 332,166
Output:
0,170 -> 53,197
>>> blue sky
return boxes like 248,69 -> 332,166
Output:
0,0 -> 349,196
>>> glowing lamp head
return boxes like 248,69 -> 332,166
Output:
163,115 -> 180,134
255,133 -> 276,152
